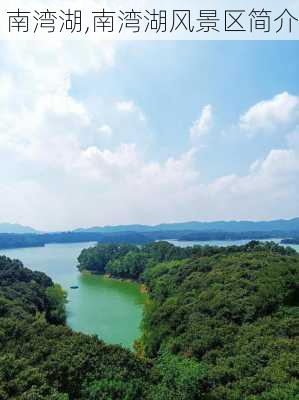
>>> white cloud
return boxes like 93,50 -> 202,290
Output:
190,104 -> 213,142
287,127 -> 299,151
98,124 -> 113,136
240,92 -> 299,133
0,38 -> 116,152
115,100 -> 146,122
0,38 -> 298,230
74,143 -> 140,181
207,147 -> 299,219
4,140 -> 299,230
116,100 -> 136,112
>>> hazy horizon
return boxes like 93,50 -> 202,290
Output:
1,216 -> 299,233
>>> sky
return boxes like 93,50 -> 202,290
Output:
0,39 -> 299,231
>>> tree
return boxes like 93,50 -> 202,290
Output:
46,284 -> 68,324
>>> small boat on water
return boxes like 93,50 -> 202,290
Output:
70,285 -> 79,289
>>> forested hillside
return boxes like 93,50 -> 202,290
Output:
77,240 -> 296,280
0,256 -> 150,399
1,242 -> 299,399
78,241 -> 299,399
140,247 -> 299,399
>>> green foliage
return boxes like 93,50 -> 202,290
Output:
77,240 -> 196,278
77,243 -> 138,273
82,378 -> 145,400
46,284 -> 68,324
0,256 -> 150,400
78,240 -> 296,281
107,251 -> 150,279
141,246 -> 299,399
247,382 -> 299,400
147,352 -> 207,400
1,242 -> 298,400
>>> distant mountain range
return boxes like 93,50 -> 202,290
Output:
0,218 -> 298,251
1,218 -> 299,236
75,218 -> 299,234
0,223 -> 41,234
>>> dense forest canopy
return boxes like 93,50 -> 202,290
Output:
140,247 -> 299,399
0,256 -> 150,399
1,241 -> 298,399
77,240 -> 296,280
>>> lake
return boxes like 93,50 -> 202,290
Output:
0,242 -> 146,350
1,239 -> 298,350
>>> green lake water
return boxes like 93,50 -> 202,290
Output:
1,239 -> 298,350
0,242 -> 146,349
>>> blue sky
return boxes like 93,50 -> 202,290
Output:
72,40 -> 299,179
0,39 -> 298,230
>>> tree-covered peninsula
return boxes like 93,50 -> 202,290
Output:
1,241 -> 298,399
77,241 -> 299,399
77,240 -> 296,280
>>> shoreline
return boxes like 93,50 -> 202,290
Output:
79,269 -> 148,294
103,273 -> 148,294
94,273 -> 149,294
